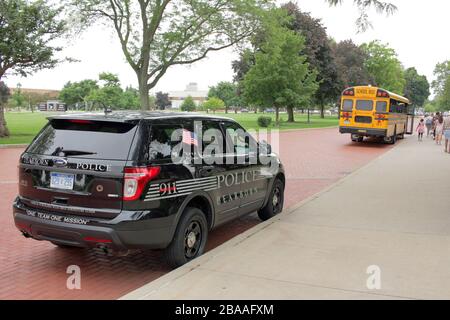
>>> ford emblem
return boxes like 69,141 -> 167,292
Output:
53,158 -> 68,167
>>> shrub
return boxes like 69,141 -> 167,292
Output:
257,116 -> 272,128
180,96 -> 197,112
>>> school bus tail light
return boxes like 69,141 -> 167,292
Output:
343,89 -> 355,96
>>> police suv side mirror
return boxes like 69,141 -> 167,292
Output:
259,140 -> 272,155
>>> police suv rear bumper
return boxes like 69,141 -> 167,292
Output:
13,197 -> 175,252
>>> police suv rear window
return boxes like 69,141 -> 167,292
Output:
26,119 -> 138,160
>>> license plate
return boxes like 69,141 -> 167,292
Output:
50,172 -> 74,190
344,120 -> 350,124
358,130 -> 367,133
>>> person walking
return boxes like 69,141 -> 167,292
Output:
444,115 -> 450,153
432,112 -> 440,140
435,114 -> 444,145
425,114 -> 433,137
416,119 -> 425,141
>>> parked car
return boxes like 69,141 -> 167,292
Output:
13,112 -> 285,267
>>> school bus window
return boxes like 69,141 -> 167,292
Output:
376,101 -> 387,113
342,99 -> 353,111
356,100 -> 373,111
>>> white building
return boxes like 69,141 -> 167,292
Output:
168,82 -> 208,109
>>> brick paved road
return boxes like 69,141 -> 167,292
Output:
0,128 -> 393,299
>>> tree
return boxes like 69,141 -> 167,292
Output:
0,0 -> 67,137
361,41 -> 405,93
120,86 -> 141,109
10,83 -> 26,109
403,67 -> 430,108
438,75 -> 450,110
155,92 -> 172,110
283,2 -> 341,118
233,3 -> 340,119
201,97 -> 225,113
87,73 -> 124,109
326,0 -> 397,32
180,96 -> 197,112
71,0 -> 270,111
332,39 -> 373,88
0,82 -> 10,136
431,61 -> 450,97
59,80 -> 99,109
208,82 -> 240,113
243,24 -> 317,124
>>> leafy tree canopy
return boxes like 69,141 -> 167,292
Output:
155,92 -> 172,110
59,80 -> 99,106
180,96 -> 197,112
0,0 -> 69,137
0,0 -> 68,79
70,0 -> 272,110
242,17 -> 318,123
283,2 -> 341,111
361,40 -> 405,93
331,39 -> 373,88
208,82 -> 241,111
403,67 -> 430,107
437,75 -> 450,110
431,61 -> 450,97
202,97 -> 225,112
326,0 -> 397,32
10,83 -> 26,108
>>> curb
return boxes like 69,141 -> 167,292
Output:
120,140 -> 400,300
0,144 -> 28,149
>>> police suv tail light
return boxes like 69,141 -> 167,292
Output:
123,166 -> 161,201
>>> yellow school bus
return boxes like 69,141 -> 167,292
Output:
339,86 -> 414,144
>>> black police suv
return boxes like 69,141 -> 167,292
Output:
13,112 -> 285,267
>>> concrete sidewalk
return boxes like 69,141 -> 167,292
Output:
122,135 -> 450,300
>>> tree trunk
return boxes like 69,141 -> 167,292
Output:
138,73 -> 150,111
139,87 -> 150,111
307,108 -> 311,124
320,101 -> 325,119
287,106 -> 295,123
275,106 -> 280,125
0,104 -> 10,137
225,106 -> 228,114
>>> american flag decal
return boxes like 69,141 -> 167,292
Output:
182,129 -> 199,146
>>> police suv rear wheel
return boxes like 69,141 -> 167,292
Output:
164,207 -> 208,268
258,179 -> 284,221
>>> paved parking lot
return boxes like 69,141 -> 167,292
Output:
0,128 -> 393,299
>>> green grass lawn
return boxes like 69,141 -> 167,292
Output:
211,112 -> 338,131
0,111 -> 338,145
0,112 -> 49,145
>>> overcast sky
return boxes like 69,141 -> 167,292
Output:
5,0 -> 450,94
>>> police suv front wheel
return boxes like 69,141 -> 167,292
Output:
164,207 -> 208,268
258,179 -> 285,221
